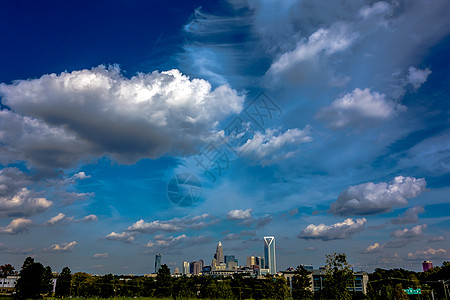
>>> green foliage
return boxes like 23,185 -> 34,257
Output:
55,266 -> 72,297
393,283 -> 408,300
0,264 -> 15,277
41,266 -> 54,296
15,257 -> 45,299
323,252 -> 353,300
155,264 -> 173,298
292,265 -> 313,300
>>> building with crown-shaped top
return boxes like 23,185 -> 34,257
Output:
264,236 -> 276,274
214,241 -> 224,263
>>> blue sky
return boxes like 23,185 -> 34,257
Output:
1,0 -> 449,275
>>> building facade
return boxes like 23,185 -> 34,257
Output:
182,261 -> 190,275
155,254 -> 162,273
280,269 -> 368,295
214,241 -> 224,264
422,260 -> 433,272
0,276 -> 19,295
264,236 -> 276,274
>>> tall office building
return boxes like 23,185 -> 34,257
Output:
225,255 -> 237,264
193,259 -> 204,275
214,241 -> 224,263
264,236 -> 276,274
247,256 -> 257,267
155,254 -> 162,273
256,256 -> 265,269
422,261 -> 433,272
182,261 -> 190,275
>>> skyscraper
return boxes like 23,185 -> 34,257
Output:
264,236 -> 276,274
214,241 -> 224,263
247,256 -> 256,267
182,261 -> 190,275
192,259 -> 204,275
155,253 -> 162,273
224,255 -> 237,264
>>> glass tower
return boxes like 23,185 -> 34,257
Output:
264,236 -> 276,274
155,253 -> 162,273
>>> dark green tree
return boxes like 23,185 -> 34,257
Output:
70,272 -> 91,296
100,273 -> 116,297
292,265 -> 313,299
41,266 -> 54,296
155,264 -> 173,297
393,283 -> 408,300
21,256 -> 35,270
55,267 -> 71,297
0,264 -> 15,277
323,252 -> 353,300
15,257 -> 45,299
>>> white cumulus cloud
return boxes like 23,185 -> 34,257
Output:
329,176 -> 426,216
407,247 -> 449,260
227,209 -> 253,220
391,224 -> 427,239
298,218 -> 366,241
0,65 -> 245,169
267,23 -> 358,85
0,218 -> 32,235
46,213 -> 74,225
46,241 -> 77,252
364,242 -> 384,253
316,88 -> 403,129
79,214 -> 98,223
105,232 -> 135,243
0,168 -> 53,218
238,126 -> 312,165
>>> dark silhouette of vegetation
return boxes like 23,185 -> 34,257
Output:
41,266 -> 53,296
55,266 -> 71,297
323,252 -> 353,300
0,264 -> 15,277
15,257 -> 46,299
292,265 -> 313,299
10,255 -> 450,299
155,264 -> 173,297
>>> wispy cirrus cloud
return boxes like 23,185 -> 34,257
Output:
145,234 -> 212,254
0,243 -> 33,255
391,206 -> 424,224
127,214 -> 219,234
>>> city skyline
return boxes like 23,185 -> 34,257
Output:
0,0 -> 449,275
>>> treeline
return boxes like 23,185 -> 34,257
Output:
6,255 -> 450,299
368,261 -> 450,300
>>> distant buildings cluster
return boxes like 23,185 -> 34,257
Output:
162,236 -> 277,278
150,235 -> 371,294
149,236 -> 437,296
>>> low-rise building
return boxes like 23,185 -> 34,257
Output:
0,276 -> 19,295
280,268 -> 368,295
